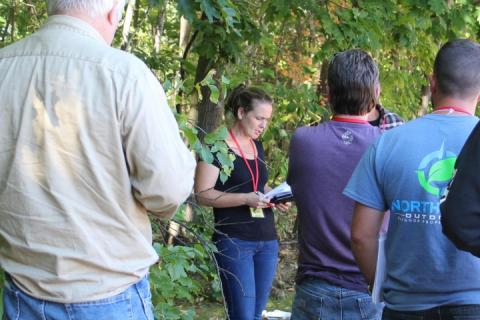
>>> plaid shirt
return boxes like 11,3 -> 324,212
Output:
375,104 -> 404,131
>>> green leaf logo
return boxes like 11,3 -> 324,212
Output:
428,157 -> 456,184
416,143 -> 457,197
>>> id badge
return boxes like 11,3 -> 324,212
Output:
250,207 -> 265,218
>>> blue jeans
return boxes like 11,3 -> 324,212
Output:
2,274 -> 154,320
291,277 -> 382,320
215,237 -> 279,320
382,305 -> 480,320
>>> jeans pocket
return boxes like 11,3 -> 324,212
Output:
357,297 -> 382,320
138,290 -> 154,320
3,280 -> 20,320
291,287 -> 323,320
135,277 -> 154,320
140,297 -> 154,320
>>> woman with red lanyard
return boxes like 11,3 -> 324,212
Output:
195,85 -> 290,320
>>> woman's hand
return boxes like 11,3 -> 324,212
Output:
244,192 -> 271,208
272,201 -> 292,212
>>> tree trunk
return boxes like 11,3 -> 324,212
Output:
25,0 -> 36,21
11,0 -> 17,42
130,0 -> 142,50
168,17 -> 198,244
315,58 -> 329,124
176,17 -> 193,114
316,58 -> 329,101
2,12 -> 10,44
154,0 -> 168,54
120,0 -> 136,51
195,55 -> 223,140
168,56 -> 223,244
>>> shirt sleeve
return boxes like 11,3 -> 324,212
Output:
441,122 -> 480,257
121,70 -> 196,219
343,141 -> 387,211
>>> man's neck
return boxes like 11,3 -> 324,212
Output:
333,114 -> 369,121
57,11 -> 114,44
366,106 -> 380,122
433,97 -> 477,116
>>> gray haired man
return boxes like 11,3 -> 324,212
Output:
0,1 -> 196,319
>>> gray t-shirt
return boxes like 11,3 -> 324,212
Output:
344,115 -> 480,310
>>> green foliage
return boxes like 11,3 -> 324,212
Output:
150,243 -> 220,319
179,111 -> 234,183
177,0 -> 261,62
0,1 -> 46,46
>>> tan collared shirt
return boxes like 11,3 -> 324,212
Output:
0,15 -> 196,303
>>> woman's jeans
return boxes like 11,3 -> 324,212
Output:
291,277 -> 382,320
215,237 -> 279,320
2,274 -> 154,320
383,305 -> 480,320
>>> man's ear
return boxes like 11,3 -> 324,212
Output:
107,2 -> 120,26
375,83 -> 381,99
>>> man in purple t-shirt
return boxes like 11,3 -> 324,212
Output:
288,49 -> 382,319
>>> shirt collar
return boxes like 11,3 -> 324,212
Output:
41,15 -> 106,44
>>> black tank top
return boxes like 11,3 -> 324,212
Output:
212,140 -> 277,241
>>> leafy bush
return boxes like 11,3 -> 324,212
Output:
150,242 -> 221,319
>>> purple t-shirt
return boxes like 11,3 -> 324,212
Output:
287,120 -> 380,292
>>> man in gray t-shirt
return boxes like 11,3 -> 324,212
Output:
344,39 -> 480,320
288,49 -> 382,319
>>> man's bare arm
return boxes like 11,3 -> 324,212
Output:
351,202 -> 385,284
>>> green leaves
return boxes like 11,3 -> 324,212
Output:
208,85 -> 219,103
429,0 -> 447,15
150,243 -> 218,319
177,0 -> 197,22
199,0 -> 220,23
181,119 -> 234,183
202,126 -> 234,183
204,126 -> 228,144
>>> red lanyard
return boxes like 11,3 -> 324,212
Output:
332,116 -> 369,124
229,129 -> 259,192
433,106 -> 473,116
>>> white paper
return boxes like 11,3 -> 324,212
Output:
262,309 -> 291,320
265,181 -> 291,199
372,232 -> 387,303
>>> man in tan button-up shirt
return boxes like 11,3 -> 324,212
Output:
0,0 -> 195,317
